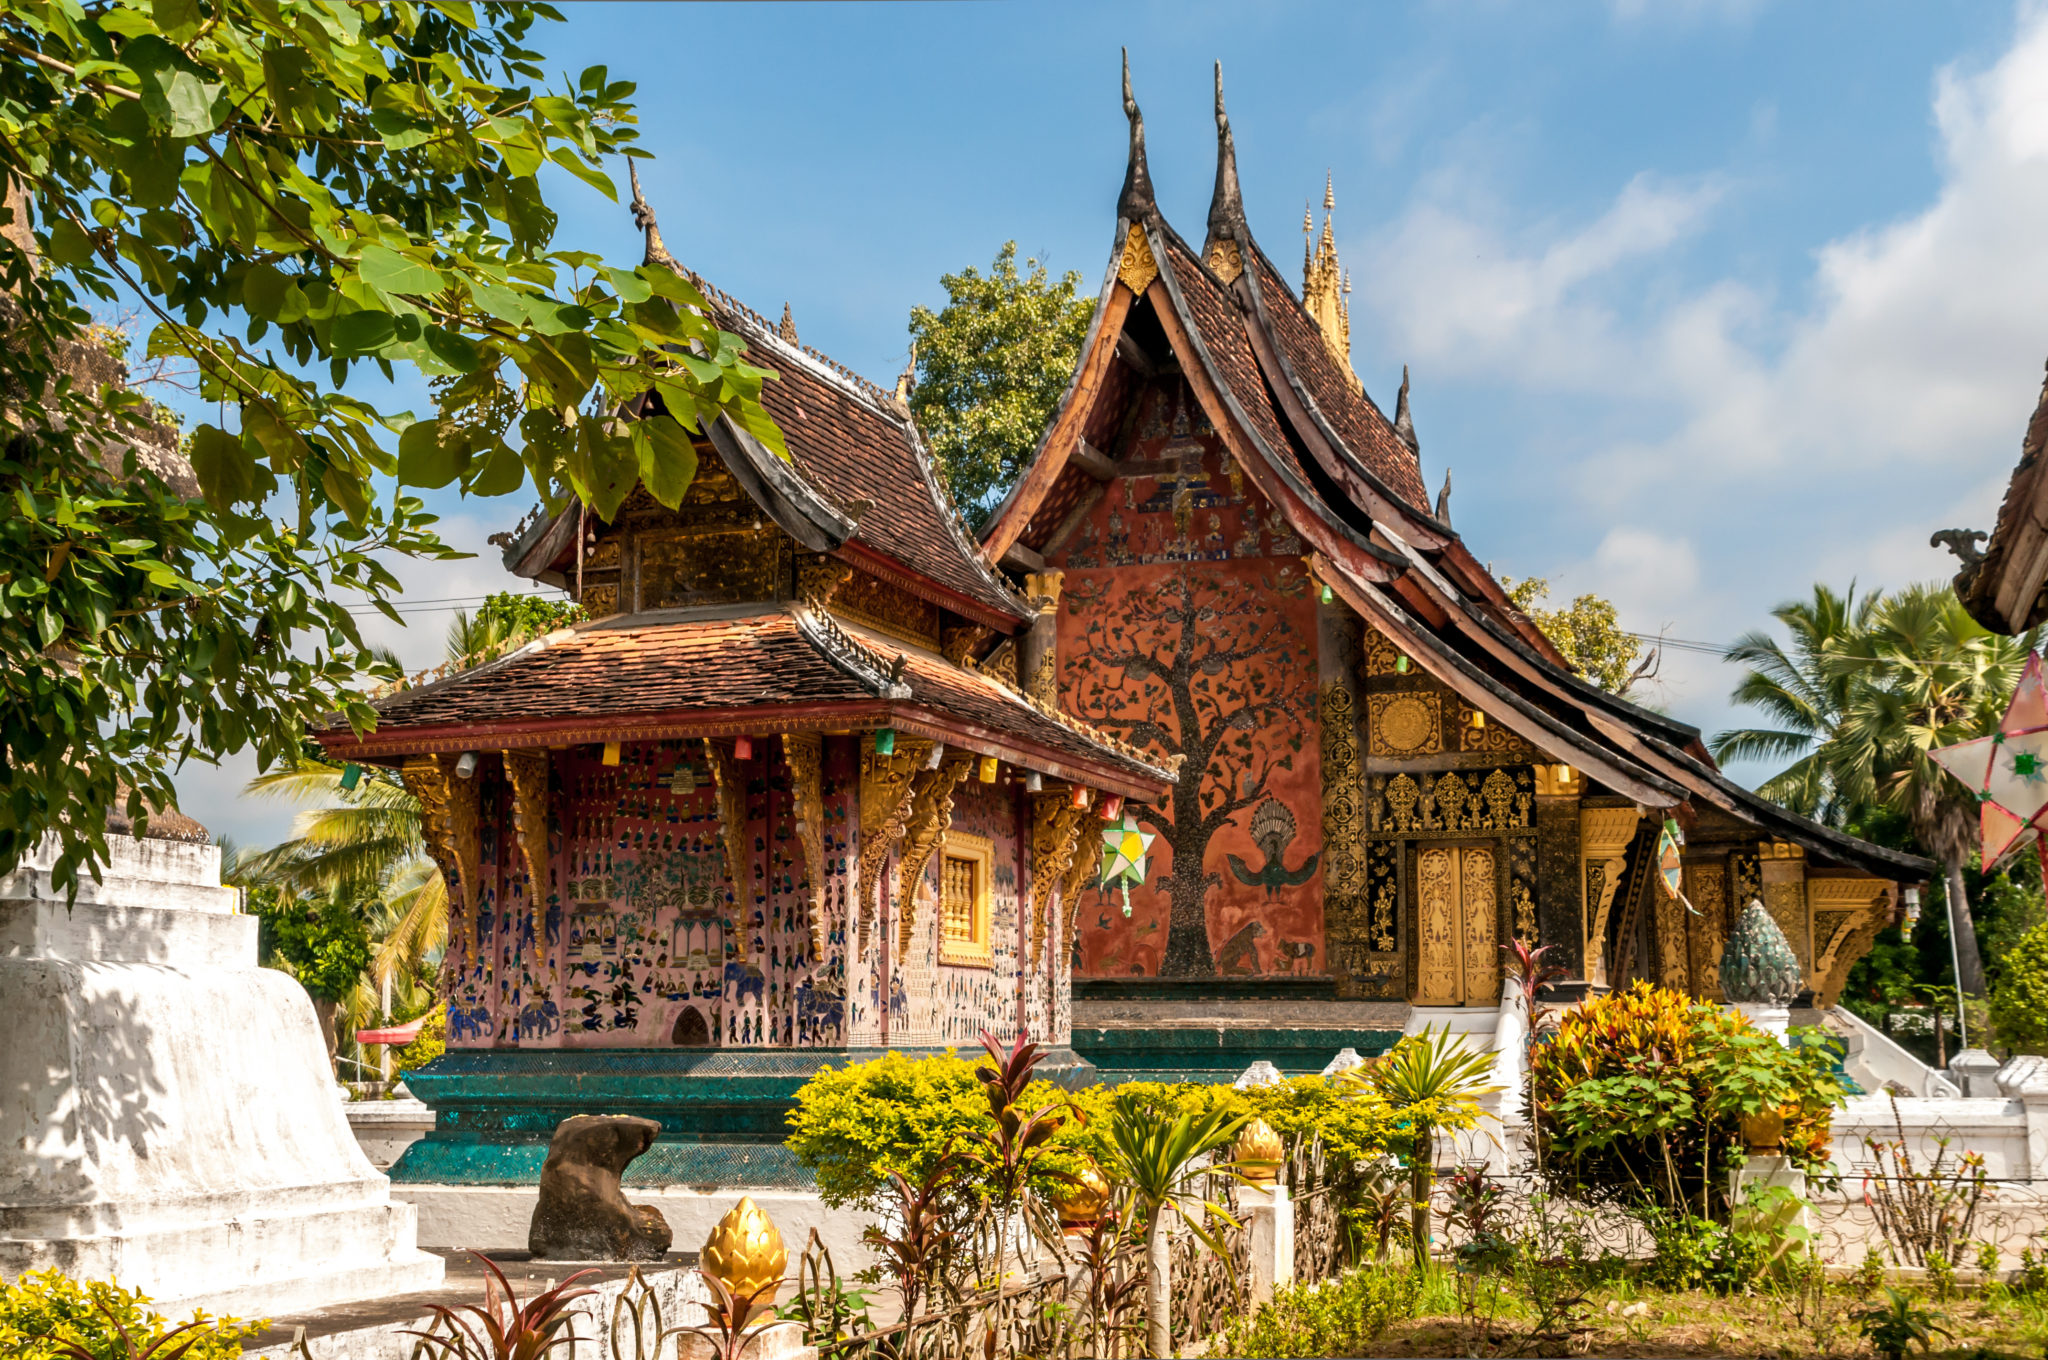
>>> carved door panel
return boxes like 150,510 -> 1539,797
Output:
1414,844 -> 1501,1006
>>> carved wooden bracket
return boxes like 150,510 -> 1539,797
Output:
896,751 -> 977,955
783,732 -> 827,963
1579,805 -> 1641,982
502,748 -> 549,937
704,738 -> 752,964
857,733 -> 932,955
403,753 -> 479,970
1059,812 -> 1104,968
1810,877 -> 1892,1007
1029,793 -> 1090,970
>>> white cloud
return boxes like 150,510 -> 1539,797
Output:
1358,7 -> 2048,751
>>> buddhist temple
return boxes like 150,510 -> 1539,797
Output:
314,174 -> 1174,1186
981,61 -> 1930,1078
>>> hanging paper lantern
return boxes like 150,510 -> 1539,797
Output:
1657,818 -> 1685,901
1931,651 -> 2048,868
870,728 -> 893,757
1100,814 -> 1156,918
339,762 -> 362,791
734,735 -> 754,760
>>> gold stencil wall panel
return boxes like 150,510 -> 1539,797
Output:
1367,691 -> 1441,757
1687,860 -> 1729,1002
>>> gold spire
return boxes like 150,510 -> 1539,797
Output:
1301,174 -> 1354,383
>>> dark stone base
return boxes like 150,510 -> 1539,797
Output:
1074,976 -> 1342,1003
1071,1025 -> 1404,1085
391,1045 -> 1098,1189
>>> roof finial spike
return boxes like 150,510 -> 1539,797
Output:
1205,59 -> 1247,253
1394,365 -> 1419,456
779,302 -> 798,346
626,158 -> 674,269
1117,48 -> 1155,221
1324,171 -> 1335,213
894,342 -> 917,408
1434,465 -> 1452,525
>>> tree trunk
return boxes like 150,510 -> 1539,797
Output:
1947,856 -> 1987,999
1410,1123 -> 1434,1269
1146,1205 -> 1172,1358
1159,862 -> 1216,978
312,996 -> 340,1077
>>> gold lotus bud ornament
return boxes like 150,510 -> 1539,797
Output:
1235,1118 -> 1284,1186
700,1195 -> 788,1303
1053,1163 -> 1112,1227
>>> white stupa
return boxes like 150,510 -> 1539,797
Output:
0,828 -> 443,1316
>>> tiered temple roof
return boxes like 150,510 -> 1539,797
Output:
984,59 -> 1925,885
320,175 -> 1174,803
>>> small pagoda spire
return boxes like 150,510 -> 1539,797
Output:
779,302 -> 798,346
1301,174 -> 1354,381
1206,61 -> 1246,243
1394,365 -> 1419,455
626,159 -> 675,270
1117,48 -> 1156,223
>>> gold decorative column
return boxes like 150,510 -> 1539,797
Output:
1017,571 -> 1064,709
1532,764 -> 1584,979
403,753 -> 480,980
1759,841 -> 1810,980
783,733 -> 827,962
1579,803 -> 1642,988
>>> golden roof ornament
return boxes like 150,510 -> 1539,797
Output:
1053,1162 -> 1112,1226
700,1195 -> 788,1302
1301,177 -> 1356,384
1235,1118 -> 1284,1185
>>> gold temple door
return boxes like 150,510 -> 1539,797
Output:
1416,845 -> 1500,1006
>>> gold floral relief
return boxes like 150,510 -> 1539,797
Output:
857,734 -> 930,955
896,752 -> 977,955
1368,691 -> 1441,757
1118,224 -> 1160,296
1461,846 -> 1500,1004
502,748 -> 550,937
1512,879 -> 1537,941
1417,847 -> 1460,1005
1321,683 -> 1364,897
1455,700 -> 1530,755
1362,625 -> 1404,677
1381,773 -> 1422,833
1688,861 -> 1729,1002
1431,771 -> 1469,830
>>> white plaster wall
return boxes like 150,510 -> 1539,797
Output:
0,837 -> 443,1316
398,1185 -> 874,1273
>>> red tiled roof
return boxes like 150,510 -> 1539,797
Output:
365,612 -> 868,727
1155,232 -> 1304,484
319,608 -> 1173,790
1246,248 -> 1430,510
696,285 -> 1029,625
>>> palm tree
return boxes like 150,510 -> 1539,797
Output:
1825,584 -> 2038,998
1099,1094 -> 1246,1359
1356,1028 -> 1500,1267
237,759 -> 444,998
1710,583 -> 1878,823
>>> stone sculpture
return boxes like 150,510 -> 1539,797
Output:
528,1114 -> 673,1261
1720,899 -> 1802,1007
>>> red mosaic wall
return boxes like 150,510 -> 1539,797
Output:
1053,382 -> 1325,979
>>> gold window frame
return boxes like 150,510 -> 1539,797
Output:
939,831 -> 995,968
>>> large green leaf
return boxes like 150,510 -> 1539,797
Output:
187,423 -> 259,508
359,245 -> 445,298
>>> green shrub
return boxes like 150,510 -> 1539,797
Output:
1215,1266 -> 1420,1357
0,1270 -> 261,1360
784,1057 -> 1397,1212
394,1003 -> 447,1075
1991,921 -> 2048,1054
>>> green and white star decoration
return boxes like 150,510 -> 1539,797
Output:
1931,651 -> 2048,868
1100,814 -> 1156,918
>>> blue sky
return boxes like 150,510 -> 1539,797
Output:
179,0 -> 2048,849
